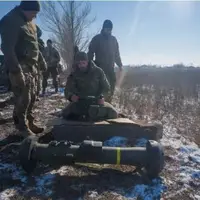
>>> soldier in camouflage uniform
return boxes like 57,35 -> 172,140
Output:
42,39 -> 61,94
0,55 -> 4,67
57,63 -> 63,87
62,52 -> 118,121
0,0 -> 47,137
36,25 -> 45,99
0,55 -> 11,91
88,20 -> 123,103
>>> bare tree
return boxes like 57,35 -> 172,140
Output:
40,1 -> 95,74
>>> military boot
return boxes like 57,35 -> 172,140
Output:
28,119 -> 44,134
42,88 -> 46,95
16,122 -> 36,138
13,114 -> 19,126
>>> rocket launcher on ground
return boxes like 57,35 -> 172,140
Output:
19,136 -> 164,178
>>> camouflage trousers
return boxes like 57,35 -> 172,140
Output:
62,101 -> 118,121
9,66 -> 37,130
35,72 -> 42,97
99,66 -> 116,103
42,67 -> 58,92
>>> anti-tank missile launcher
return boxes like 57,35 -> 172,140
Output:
19,136 -> 164,179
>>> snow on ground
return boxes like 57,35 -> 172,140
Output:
0,187 -> 20,200
104,136 -> 128,147
92,110 -> 200,199
0,162 -> 56,199
125,178 -> 166,200
0,89 -> 200,199
34,173 -> 56,196
161,117 -> 200,184
103,127 -> 200,199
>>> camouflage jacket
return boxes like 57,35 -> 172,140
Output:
65,61 -> 110,100
37,38 -> 47,72
36,25 -> 46,60
0,55 -> 4,67
44,46 -> 60,68
35,24 -> 47,72
88,31 -> 123,70
38,39 -> 45,53
0,6 -> 45,73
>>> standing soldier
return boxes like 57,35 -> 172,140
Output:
42,39 -> 60,94
0,0 -> 47,137
88,19 -> 123,103
36,25 -> 46,100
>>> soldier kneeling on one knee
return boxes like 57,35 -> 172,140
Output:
62,51 -> 118,121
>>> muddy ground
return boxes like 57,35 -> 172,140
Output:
0,90 -> 199,200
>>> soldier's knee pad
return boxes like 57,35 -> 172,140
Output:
107,108 -> 118,119
104,103 -> 118,119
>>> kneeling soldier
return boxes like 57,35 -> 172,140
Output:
62,52 -> 118,121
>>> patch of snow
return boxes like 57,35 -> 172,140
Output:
125,178 -> 167,200
39,86 -> 65,97
58,87 -> 65,96
103,136 -> 128,147
88,191 -> 98,198
0,187 -> 20,200
161,117 -> 199,150
103,136 -> 150,148
0,162 -> 56,198
35,172 -> 55,196
51,166 -> 69,176
169,144 -> 200,185
180,145 -> 199,154
161,124 -> 184,149
195,195 -> 200,200
135,138 -> 148,147
179,166 -> 200,183
190,153 -> 200,164
0,163 -> 27,183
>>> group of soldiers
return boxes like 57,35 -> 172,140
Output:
0,0 -> 123,138
36,29 -> 61,96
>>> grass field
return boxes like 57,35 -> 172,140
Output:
0,65 -> 199,200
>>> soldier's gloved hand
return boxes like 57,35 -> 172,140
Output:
71,94 -> 79,102
98,97 -> 105,105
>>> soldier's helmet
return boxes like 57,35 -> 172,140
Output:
36,25 -> 42,38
